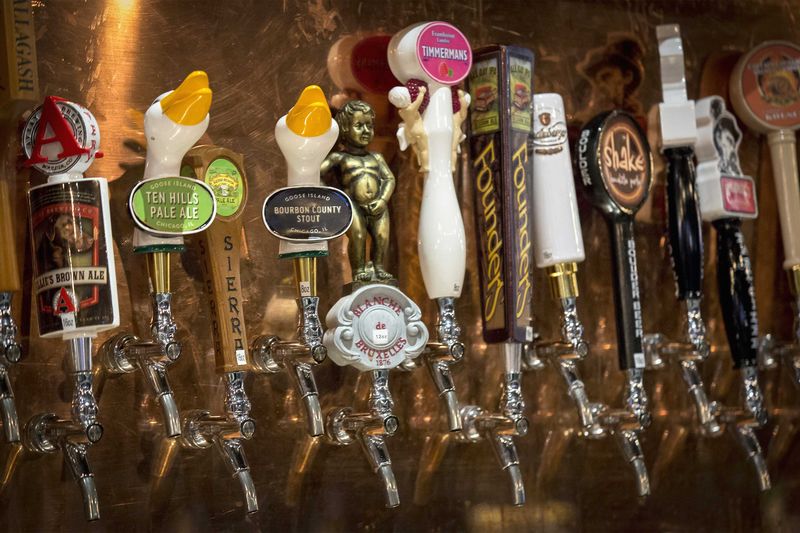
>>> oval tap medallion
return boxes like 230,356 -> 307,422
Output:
129,176 -> 217,236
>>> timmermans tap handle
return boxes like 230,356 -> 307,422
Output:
713,219 -> 758,369
608,218 -> 644,370
664,147 -> 704,299
185,146 -> 249,373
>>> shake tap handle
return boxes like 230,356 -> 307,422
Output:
388,22 -> 472,432
252,86 -> 343,437
21,96 -> 118,520
531,93 -> 603,438
576,110 -> 653,496
103,71 -> 214,438
179,146 -> 258,513
731,42 -> 800,376
695,95 -> 770,490
655,24 -> 720,436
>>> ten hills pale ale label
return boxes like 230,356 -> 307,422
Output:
28,178 -> 116,336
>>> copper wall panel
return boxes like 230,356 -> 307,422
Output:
0,0 -> 799,531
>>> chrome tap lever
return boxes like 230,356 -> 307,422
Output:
215,437 -> 258,513
251,334 -> 324,437
0,292 -> 21,364
181,372 -> 258,512
679,359 -> 721,436
0,292 -> 21,443
684,298 -> 710,359
730,423 -> 770,491
423,297 -> 465,432
25,413 -> 103,520
326,369 -> 400,508
0,363 -> 19,443
554,356 -> 606,439
624,368 -> 650,429
150,292 -> 181,360
614,428 -> 650,497
100,333 -> 182,438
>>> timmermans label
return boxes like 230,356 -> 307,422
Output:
129,176 -> 217,236
29,179 -> 116,336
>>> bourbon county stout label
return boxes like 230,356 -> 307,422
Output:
129,176 -> 217,236
263,185 -> 353,242
29,179 -> 117,336
467,45 -> 535,344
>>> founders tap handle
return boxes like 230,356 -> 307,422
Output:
185,146 -> 250,373
576,110 -> 652,371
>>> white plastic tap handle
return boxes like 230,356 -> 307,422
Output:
657,24 -> 697,148
531,93 -> 585,267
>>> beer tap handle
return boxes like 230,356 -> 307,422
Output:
608,218 -> 646,371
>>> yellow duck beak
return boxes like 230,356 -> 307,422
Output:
286,85 -> 331,137
160,71 -> 212,126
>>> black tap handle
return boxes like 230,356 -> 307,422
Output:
608,217 -> 645,371
713,218 -> 758,369
664,146 -> 704,300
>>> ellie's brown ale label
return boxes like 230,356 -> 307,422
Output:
28,178 -> 118,337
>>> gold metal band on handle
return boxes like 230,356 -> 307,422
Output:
147,252 -> 170,294
547,262 -> 579,300
293,257 -> 317,298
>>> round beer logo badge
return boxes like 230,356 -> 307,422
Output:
415,22 -> 472,84
533,105 -> 567,155
598,114 -> 651,212
739,42 -> 800,129
205,157 -> 245,219
22,96 -> 101,176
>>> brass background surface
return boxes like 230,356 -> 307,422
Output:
1,1 -> 800,531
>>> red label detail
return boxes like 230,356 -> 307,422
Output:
721,176 -> 757,215
351,35 -> 399,94
25,96 -> 90,166
54,287 -> 76,314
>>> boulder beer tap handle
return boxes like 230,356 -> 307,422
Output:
577,110 -> 653,371
731,42 -> 800,313
695,96 -> 760,369
184,146 -> 250,373
657,25 -> 707,354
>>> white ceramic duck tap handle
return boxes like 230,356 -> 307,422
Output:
387,21 -> 472,302
132,70 -> 212,252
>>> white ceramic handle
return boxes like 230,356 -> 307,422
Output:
531,93 -> 585,267
418,86 -> 466,298
768,130 -> 800,269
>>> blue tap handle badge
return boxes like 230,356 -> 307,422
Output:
22,96 -> 119,339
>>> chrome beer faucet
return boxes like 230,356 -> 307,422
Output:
102,71 -> 215,439
19,96 -> 118,520
459,343 -> 529,505
25,339 -> 103,521
528,93 -> 605,439
327,369 -> 401,508
0,292 -> 21,443
646,24 -> 721,437
181,371 -> 258,513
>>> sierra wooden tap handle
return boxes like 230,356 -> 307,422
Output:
185,146 -> 250,373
